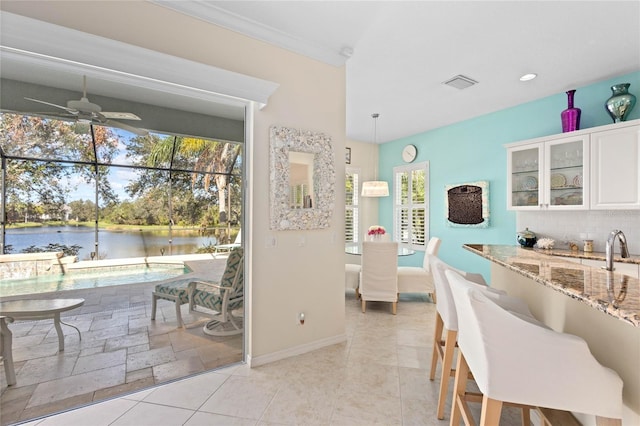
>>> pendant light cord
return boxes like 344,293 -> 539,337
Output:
372,113 -> 379,178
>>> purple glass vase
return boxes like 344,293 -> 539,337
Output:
561,89 -> 581,132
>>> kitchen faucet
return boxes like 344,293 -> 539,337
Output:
605,229 -> 630,272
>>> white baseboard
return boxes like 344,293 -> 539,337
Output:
247,333 -> 347,367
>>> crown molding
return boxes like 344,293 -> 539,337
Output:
151,0 -> 348,67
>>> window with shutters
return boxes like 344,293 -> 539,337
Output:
393,162 -> 429,250
345,168 -> 360,243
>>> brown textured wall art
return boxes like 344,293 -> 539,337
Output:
445,181 -> 489,228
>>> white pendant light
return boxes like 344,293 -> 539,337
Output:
361,180 -> 389,197
361,113 -> 389,197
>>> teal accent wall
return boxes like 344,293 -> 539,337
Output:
378,71 -> 640,280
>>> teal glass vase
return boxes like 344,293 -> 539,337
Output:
605,83 -> 636,123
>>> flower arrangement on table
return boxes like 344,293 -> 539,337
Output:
368,225 -> 386,237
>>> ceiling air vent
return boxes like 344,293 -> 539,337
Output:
443,74 -> 478,90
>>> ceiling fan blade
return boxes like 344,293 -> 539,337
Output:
29,111 -> 77,120
24,97 -> 76,114
101,111 -> 142,121
24,77 -> 144,133
104,119 -> 148,136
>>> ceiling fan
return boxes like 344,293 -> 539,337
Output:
24,76 -> 148,136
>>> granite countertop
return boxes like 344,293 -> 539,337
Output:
539,248 -> 640,264
464,244 -> 640,327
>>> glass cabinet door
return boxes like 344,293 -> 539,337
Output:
509,145 -> 542,208
546,136 -> 589,209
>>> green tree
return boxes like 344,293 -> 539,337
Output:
122,134 -> 242,227
0,114 -> 119,223
68,199 -> 96,222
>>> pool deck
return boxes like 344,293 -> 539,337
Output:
0,256 -> 242,425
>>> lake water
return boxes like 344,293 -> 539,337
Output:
5,226 -> 217,260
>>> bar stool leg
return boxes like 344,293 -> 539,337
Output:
430,313 -> 444,381
450,351 -> 470,426
479,396 -> 503,426
596,417 -> 622,426
437,329 -> 457,419
521,407 -> 530,426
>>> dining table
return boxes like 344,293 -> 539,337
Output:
345,244 -> 415,256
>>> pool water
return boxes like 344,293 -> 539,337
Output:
0,265 -> 187,297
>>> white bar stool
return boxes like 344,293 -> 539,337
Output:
446,270 -> 623,426
429,256 -> 488,419
429,256 -> 536,420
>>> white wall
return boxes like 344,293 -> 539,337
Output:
1,1 -> 347,362
517,210 -> 639,255
346,140 -> 383,231
345,139 -> 382,266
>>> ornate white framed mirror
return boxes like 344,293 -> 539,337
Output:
269,126 -> 335,230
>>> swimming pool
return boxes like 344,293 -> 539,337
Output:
0,264 -> 188,297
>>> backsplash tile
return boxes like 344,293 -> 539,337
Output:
517,210 -> 640,254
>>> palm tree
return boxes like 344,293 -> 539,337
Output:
147,136 -> 241,223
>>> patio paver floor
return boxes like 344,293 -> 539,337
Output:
0,259 -> 243,425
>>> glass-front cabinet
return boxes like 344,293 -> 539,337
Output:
507,134 -> 589,210
508,144 -> 543,209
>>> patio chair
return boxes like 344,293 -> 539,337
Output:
151,277 -> 197,328
214,229 -> 242,253
188,248 -> 244,336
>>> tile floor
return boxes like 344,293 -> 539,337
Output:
4,291 -> 528,426
1,259 -> 242,425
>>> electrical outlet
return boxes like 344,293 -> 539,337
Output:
266,236 -> 277,248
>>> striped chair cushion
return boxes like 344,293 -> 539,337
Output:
191,248 -> 244,312
154,279 -> 192,304
219,249 -> 244,298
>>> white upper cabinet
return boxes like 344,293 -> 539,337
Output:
545,135 -> 589,210
506,119 -> 640,211
590,123 -> 640,209
507,134 -> 589,210
507,143 -> 543,210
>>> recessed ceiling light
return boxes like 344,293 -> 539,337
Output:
520,73 -> 537,82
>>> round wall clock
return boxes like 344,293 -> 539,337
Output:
402,144 -> 417,163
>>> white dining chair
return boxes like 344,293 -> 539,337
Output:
397,237 -> 441,301
360,241 -> 398,314
345,263 -> 361,298
446,270 -> 623,426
